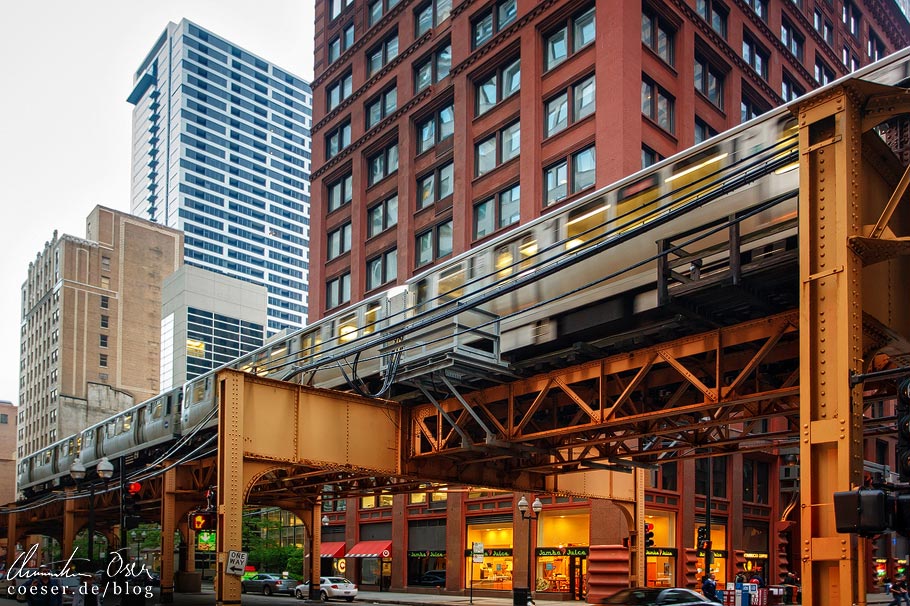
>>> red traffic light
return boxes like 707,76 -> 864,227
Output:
127,482 -> 142,495
644,523 -> 654,531
190,512 -> 216,531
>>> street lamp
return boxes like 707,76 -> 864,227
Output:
517,496 -> 542,606
131,531 -> 147,561
70,456 -> 114,570
322,515 -> 330,526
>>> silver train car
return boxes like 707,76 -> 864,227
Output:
17,48 -> 910,499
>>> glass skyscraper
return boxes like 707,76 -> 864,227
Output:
128,19 -> 312,334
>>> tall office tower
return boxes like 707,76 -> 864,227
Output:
159,265 -> 268,389
308,0 -> 909,321
18,206 -> 183,459
128,19 -> 313,336
0,401 -> 16,505
305,0 -> 910,594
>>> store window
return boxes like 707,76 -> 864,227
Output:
694,519 -> 727,584
536,511 -> 590,596
644,510 -> 677,588
465,517 -> 514,590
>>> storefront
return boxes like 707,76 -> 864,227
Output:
465,515 -> 515,591
407,518 -> 446,584
742,522 -> 769,583
694,519 -> 727,584
349,522 -> 393,589
644,511 -> 676,588
408,551 -> 446,584
535,510 -> 590,599
321,542 -> 346,577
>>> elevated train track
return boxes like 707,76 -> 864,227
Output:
5,49 -> 910,606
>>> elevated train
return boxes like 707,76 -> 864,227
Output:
17,49 -> 910,498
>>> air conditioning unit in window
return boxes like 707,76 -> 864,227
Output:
780,465 -> 800,480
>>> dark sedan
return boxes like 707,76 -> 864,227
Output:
240,573 -> 300,596
597,587 -> 716,606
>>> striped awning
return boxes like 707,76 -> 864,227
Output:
321,542 -> 346,558
344,540 -> 392,558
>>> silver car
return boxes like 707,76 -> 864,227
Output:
294,577 -> 358,602
240,573 -> 299,596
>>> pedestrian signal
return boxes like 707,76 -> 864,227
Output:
190,512 -> 216,531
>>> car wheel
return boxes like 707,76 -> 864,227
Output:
263,585 -> 273,596
320,590 -> 329,602
240,584 -> 246,594
295,588 -> 304,600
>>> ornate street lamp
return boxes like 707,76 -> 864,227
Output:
517,496 -> 543,606
70,457 -> 114,570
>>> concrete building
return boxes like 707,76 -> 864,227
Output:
307,0 -> 910,595
128,19 -> 313,335
159,265 -> 268,389
18,206 -> 183,459
0,401 -> 17,505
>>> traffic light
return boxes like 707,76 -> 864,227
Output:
697,526 -> 708,548
190,511 -> 217,531
644,523 -> 655,548
897,379 -> 910,482
123,481 -> 142,530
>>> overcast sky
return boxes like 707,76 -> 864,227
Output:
0,1 -> 314,405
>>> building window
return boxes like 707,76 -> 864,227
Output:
327,72 -> 353,111
842,0 -> 860,37
366,85 -> 398,129
868,30 -> 884,61
327,223 -> 353,260
814,10 -> 834,46
325,120 -> 352,160
814,55 -> 835,85
694,56 -> 724,108
99,354 -> 108,367
742,459 -> 770,503
417,161 -> 454,209
642,78 -> 674,133
100,295 -> 109,309
741,90 -> 768,122
368,194 -> 399,237
0,414 -> 7,424
100,276 -> 110,290
475,121 -> 519,176
329,23 -> 355,63
695,456 -> 727,498
368,0 -> 399,27
742,34 -> 769,79
843,47 -> 860,72
100,315 -> 109,329
642,146 -> 661,168
545,74 -> 595,137
696,0 -> 727,39
472,0 -> 517,48
780,20 -> 804,62
544,145 -> 596,206
100,334 -> 108,348
328,173 -> 353,212
368,142 -> 399,186
475,58 -> 520,116
326,272 -> 351,309
367,248 -> 398,290
416,103 -> 455,154
331,0 -> 355,20
642,8 -> 675,66
414,43 -> 452,92
744,0 -> 767,21
367,33 -> 399,77
101,256 -> 111,272
544,6 -> 595,71
416,220 -> 454,267
474,183 -> 520,239
695,117 -> 717,143
415,0 -> 452,36
782,73 -> 805,101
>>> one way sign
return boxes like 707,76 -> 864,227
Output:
226,550 -> 248,576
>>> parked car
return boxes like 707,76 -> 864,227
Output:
240,573 -> 299,596
594,587 -> 716,605
414,570 -> 446,586
295,577 -> 358,602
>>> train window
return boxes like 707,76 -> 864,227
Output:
150,401 -> 162,420
616,174 -> 660,232
303,331 -> 323,357
44,451 -> 52,464
566,198 -> 610,250
438,264 -> 465,302
84,431 -> 94,445
664,147 -> 727,210
495,236 -> 538,279
119,413 -> 132,434
106,422 -> 117,438
363,303 -> 381,336
190,378 -> 210,404
416,279 -> 430,313
338,313 -> 358,343
62,441 -> 69,457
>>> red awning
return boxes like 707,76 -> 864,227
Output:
321,542 -> 346,558
344,540 -> 392,558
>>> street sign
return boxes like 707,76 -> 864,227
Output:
227,551 -> 248,576
472,542 -> 484,564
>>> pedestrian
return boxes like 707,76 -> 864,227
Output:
702,572 -> 722,604
887,576 -> 907,606
71,574 -> 99,606
26,566 -> 61,606
749,569 -> 765,588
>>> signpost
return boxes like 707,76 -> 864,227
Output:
226,551 -> 248,577
471,542 -> 484,605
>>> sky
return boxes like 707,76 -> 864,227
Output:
0,1 -> 315,404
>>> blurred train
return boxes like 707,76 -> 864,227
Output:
17,49 -> 910,499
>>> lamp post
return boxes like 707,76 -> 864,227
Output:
131,531 -> 147,562
517,496 -> 542,606
70,456 -> 114,570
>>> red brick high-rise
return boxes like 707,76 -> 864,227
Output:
308,0 -> 910,595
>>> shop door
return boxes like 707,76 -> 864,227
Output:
568,556 -> 587,600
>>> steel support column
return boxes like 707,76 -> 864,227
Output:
797,85 -> 865,606
62,493 -> 76,563
160,467 -> 177,603
215,371 -> 245,606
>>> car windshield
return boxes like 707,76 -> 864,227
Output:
603,589 -> 663,604
326,577 -> 352,584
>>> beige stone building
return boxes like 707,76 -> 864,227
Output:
0,400 -> 16,504
18,206 -> 183,459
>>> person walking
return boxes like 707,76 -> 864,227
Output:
702,573 -> 722,604
26,566 -> 61,606
888,576 -> 908,606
